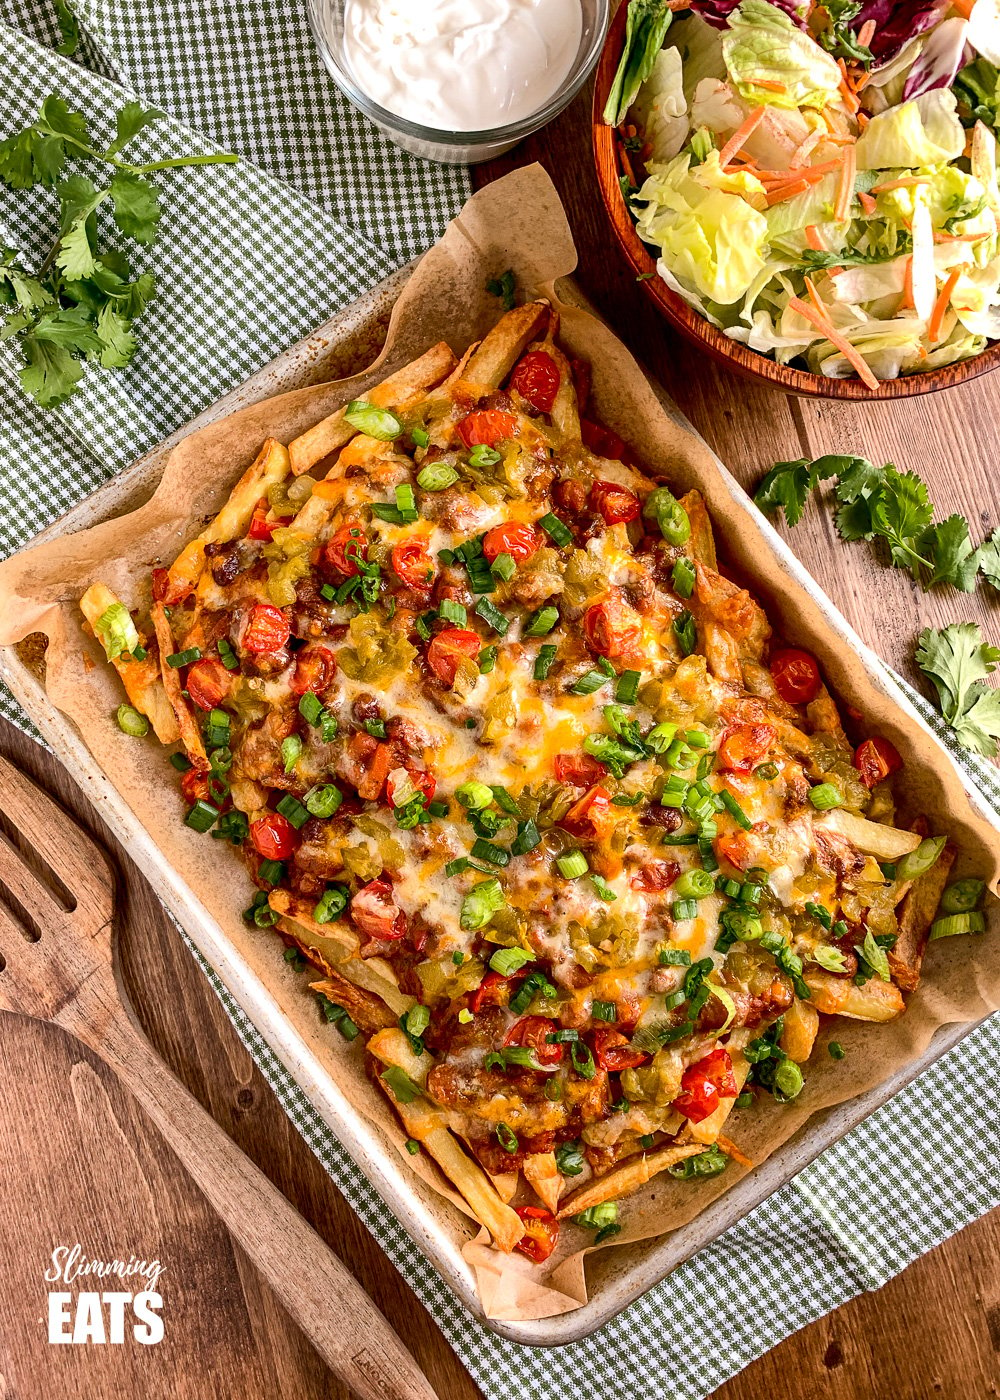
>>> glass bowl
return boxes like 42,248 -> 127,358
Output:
307,0 -> 610,165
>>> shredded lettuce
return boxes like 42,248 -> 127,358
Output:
633,47 -> 690,161
722,0 -> 843,108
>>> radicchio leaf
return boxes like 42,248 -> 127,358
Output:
854,0 -> 949,65
902,17 -> 972,97
689,0 -> 807,29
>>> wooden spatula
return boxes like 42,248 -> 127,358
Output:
0,754 -> 439,1400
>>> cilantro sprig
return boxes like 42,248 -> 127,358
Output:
754,453 -> 994,593
0,94 -> 237,408
916,623 -> 1000,757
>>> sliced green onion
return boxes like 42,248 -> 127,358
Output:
672,556 -> 695,599
305,784 -> 343,819
94,602 -> 141,661
555,1142 -> 585,1176
590,874 -> 618,903
314,884 -> 349,923
281,734 -> 302,773
276,793 -> 310,829
258,858 -> 284,886
475,597 -> 510,634
672,897 -> 698,922
570,668 -> 612,695
672,611 -> 697,657
591,1000 -> 616,1022
533,644 -> 558,680
404,1003 -> 430,1042
828,1041 -> 845,1060
298,691 -> 323,725
217,638 -> 239,671
755,761 -> 779,781
411,424 -> 430,448
939,878 -> 985,914
615,669 -> 641,704
363,718 -> 386,740
490,945 -> 536,976
490,551 -> 516,582
646,721 -> 678,753
185,800 -> 219,833
685,728 -> 710,750
929,910 -> 986,939
557,849 -> 589,879
574,1201 -> 618,1231
571,1040 -> 596,1079
417,461 -> 458,490
469,443 -> 501,468
461,878 -> 505,931
720,790 -> 752,830
405,1138 -> 421,1154
658,946 -> 691,966
319,709 -> 337,743
809,782 -> 843,811
490,786 -> 521,815
382,1066 -> 422,1103
511,819 -> 541,855
538,512 -> 573,547
471,837 -> 510,867
167,646 -> 202,668
805,900 -> 833,929
496,1122 -> 519,1153
667,1145 -> 729,1179
895,835 -> 947,882
524,605 -> 559,636
438,598 -> 467,626
772,1058 -> 805,1102
344,399 -> 402,440
674,869 -> 715,900
116,703 -> 148,737
456,780 -> 494,810
478,645 -> 498,673
395,483 -> 417,519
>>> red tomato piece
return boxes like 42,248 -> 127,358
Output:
514,1206 -> 560,1263
583,595 -> 642,659
554,753 -> 607,787
181,768 -> 211,805
503,1015 -> 564,1067
151,567 -> 170,602
629,861 -> 681,892
581,419 -> 626,461
715,831 -> 754,871
387,767 -> 437,807
510,350 -> 560,414
770,648 -> 822,705
481,521 -> 541,565
248,500 -> 275,542
426,627 -> 480,687
457,409 -> 518,449
243,602 -> 291,654
673,1047 -> 738,1124
185,657 -> 231,711
560,785 -> 614,843
290,644 -> 336,697
250,811 -> 298,861
591,1026 -> 649,1073
470,970 -> 513,1014
717,722 -> 778,773
589,480 -> 641,525
854,736 -> 903,788
350,876 -> 406,942
391,539 -> 435,593
324,524 -> 369,577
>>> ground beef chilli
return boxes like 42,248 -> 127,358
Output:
83,303 -> 963,1266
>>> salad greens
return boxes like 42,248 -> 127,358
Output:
610,0 -> 1000,385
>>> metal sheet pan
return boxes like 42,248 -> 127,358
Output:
1,265 -> 993,1346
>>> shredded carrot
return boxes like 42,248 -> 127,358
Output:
754,157 -> 842,183
855,70 -> 871,92
858,190 -> 877,216
804,275 -> 827,320
641,141 -> 653,161
857,18 -> 876,45
839,80 -> 860,114
934,230 -> 987,243
717,1136 -> 754,1169
870,176 -> 929,192
900,255 -> 914,310
788,293 -> 881,390
765,178 -> 812,206
928,267 -> 963,342
805,224 -> 825,251
625,124 -> 637,140
619,143 -> 636,189
856,111 -> 870,130
837,58 -> 849,79
823,133 -> 856,145
951,0 -> 974,15
718,105 -> 766,168
753,79 -> 787,93
834,141 -> 856,222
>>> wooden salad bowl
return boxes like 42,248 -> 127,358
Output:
592,0 -> 1000,399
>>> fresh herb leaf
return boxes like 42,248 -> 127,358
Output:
603,0 -> 673,127
753,455 -> 840,528
916,623 -> 1000,757
486,269 -> 516,311
108,169 -> 160,244
54,0 -> 81,56
870,468 -> 934,576
921,514 -> 980,592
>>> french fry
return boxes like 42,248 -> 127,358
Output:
523,1151 -> 562,1212
779,997 -> 820,1063
307,975 -> 398,1035
817,809 -> 922,861
150,602 -> 208,768
79,583 -> 179,743
803,968 -> 905,1020
889,842 -> 956,992
288,342 -> 457,476
164,438 -> 290,602
557,1143 -> 703,1218
678,489 -> 717,569
805,686 -> 845,735
701,619 -> 742,684
488,1172 -> 519,1204
271,895 -> 414,1016
368,1030 -> 524,1251
462,301 -> 550,389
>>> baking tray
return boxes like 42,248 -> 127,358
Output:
2,264 -> 995,1346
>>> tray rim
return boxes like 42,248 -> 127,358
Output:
1,264 -> 995,1348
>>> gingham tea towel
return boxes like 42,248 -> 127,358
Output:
0,9 -> 997,1399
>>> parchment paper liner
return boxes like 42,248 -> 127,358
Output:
1,167 -> 997,1321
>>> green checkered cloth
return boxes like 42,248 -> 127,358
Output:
1,9 -> 997,1397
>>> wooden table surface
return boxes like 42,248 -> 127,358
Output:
3,73 -> 1000,1400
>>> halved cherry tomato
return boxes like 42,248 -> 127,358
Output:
151,567 -> 170,602
457,409 -> 518,449
717,721 -> 778,773
504,1015 -> 564,1067
854,736 -> 903,789
589,480 -> 640,525
250,811 -> 299,861
470,970 -> 513,1014
290,644 -> 336,697
387,767 -> 437,808
243,602 -> 291,654
584,595 -> 641,659
426,627 -> 480,687
581,419 -> 626,461
324,524 -> 369,577
560,785 -> 614,843
715,831 -> 754,871
630,861 -> 681,892
350,876 -> 406,942
591,1026 -> 649,1073
511,350 -> 560,414
554,753 -> 607,787
181,768 -> 211,805
391,539 -> 434,593
673,1047 -> 738,1124
248,500 -> 275,542
770,648 -> 822,705
355,740 -> 392,802
514,1206 -> 560,1263
185,657 -> 231,711
482,521 -> 541,565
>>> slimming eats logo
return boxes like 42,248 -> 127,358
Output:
45,1244 -> 165,1345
